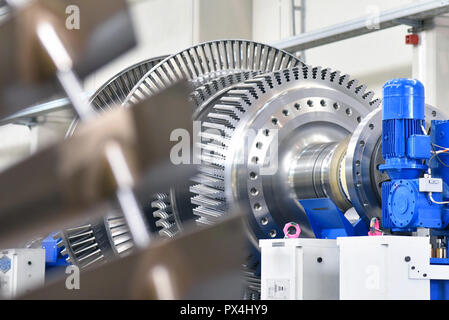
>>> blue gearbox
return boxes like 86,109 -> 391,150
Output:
382,180 -> 442,231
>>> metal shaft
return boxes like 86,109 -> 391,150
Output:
290,140 -> 351,212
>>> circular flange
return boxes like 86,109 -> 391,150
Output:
388,181 -> 416,227
345,104 -> 448,224
192,66 -> 380,248
238,90 -> 370,242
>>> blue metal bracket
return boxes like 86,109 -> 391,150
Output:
0,255 -> 11,273
430,258 -> 449,300
299,198 -> 368,239
42,232 -> 70,268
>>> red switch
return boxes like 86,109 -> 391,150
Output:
405,34 -> 419,45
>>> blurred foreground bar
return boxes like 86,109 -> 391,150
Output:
24,214 -> 245,299
0,82 -> 195,248
0,0 -> 135,118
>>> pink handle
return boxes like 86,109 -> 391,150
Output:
368,218 -> 382,236
283,222 -> 301,238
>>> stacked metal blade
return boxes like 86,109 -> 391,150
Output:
151,192 -> 175,238
66,56 -> 167,136
124,40 -> 303,107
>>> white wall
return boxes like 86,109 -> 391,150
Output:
194,0 -> 252,43
253,0 -> 417,97
85,0 -> 253,92
253,0 -> 294,42
0,124 -> 31,171
84,0 -> 196,92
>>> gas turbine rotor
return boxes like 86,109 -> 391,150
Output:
59,40 -> 303,267
193,66 -> 380,245
123,40 -> 303,239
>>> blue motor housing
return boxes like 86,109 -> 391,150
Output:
380,79 -> 428,179
380,79 -> 446,231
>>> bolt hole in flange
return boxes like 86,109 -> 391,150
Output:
250,187 -> 259,196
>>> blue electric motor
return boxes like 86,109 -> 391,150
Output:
380,79 -> 445,231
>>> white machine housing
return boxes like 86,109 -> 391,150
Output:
0,248 -> 45,299
260,236 -> 445,300
337,236 -> 431,300
260,238 -> 339,300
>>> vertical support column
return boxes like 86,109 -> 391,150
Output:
291,0 -> 306,61
413,15 -> 449,111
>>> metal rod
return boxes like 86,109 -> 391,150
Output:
291,0 -> 296,36
299,0 -> 306,62
274,0 -> 449,53
0,97 -> 73,126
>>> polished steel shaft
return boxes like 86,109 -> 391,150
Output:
290,140 -> 351,212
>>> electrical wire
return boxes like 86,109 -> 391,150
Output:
432,143 -> 449,150
426,140 -> 449,205
431,143 -> 449,168
429,192 -> 449,205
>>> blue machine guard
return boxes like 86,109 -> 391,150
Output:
299,198 -> 368,239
